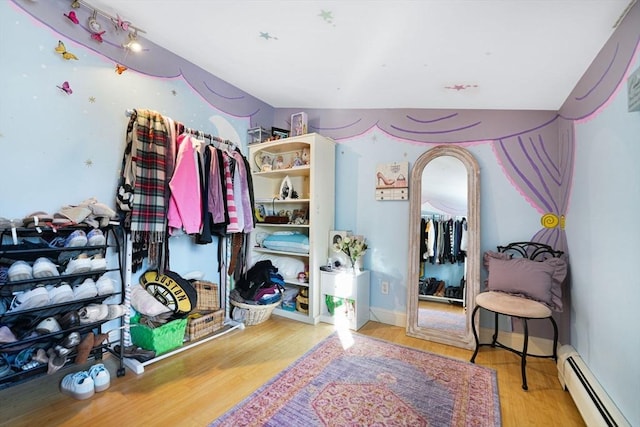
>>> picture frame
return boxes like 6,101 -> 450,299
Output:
271,127 -> 290,140
290,112 -> 308,136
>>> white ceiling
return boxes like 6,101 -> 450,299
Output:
90,0 -> 634,111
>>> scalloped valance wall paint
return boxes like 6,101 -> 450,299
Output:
10,0 -> 640,254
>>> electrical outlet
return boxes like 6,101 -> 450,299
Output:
381,281 -> 389,295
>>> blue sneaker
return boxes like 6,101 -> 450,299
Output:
49,230 -> 87,248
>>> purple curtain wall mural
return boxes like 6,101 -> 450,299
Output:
10,0 -> 640,256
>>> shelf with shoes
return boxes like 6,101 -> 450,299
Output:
248,133 -> 335,325
0,223 -> 127,389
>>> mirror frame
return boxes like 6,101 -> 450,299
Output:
406,145 -> 480,349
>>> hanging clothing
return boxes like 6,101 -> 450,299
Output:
167,133 -> 203,235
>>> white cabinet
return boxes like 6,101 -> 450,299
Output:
249,133 -> 335,324
319,270 -> 370,331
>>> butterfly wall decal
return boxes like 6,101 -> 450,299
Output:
112,14 -> 131,32
55,40 -> 78,60
115,64 -> 127,75
91,31 -> 106,43
57,81 -> 72,95
64,11 -> 79,24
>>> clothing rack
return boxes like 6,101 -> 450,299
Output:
124,108 -> 238,152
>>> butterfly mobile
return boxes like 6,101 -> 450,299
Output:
55,40 -> 78,60
57,81 -> 72,95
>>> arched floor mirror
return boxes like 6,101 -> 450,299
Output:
406,145 -> 480,349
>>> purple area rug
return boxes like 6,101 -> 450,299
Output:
210,333 -> 501,426
418,307 -> 466,334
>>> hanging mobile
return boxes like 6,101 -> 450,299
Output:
88,10 -> 102,33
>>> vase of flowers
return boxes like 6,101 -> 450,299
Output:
333,235 -> 368,272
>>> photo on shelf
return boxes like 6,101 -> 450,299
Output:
271,127 -> 290,140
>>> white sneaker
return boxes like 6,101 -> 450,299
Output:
64,254 -> 91,275
89,254 -> 107,271
35,317 -> 62,334
32,257 -> 60,278
87,229 -> 106,246
96,276 -> 115,296
64,230 -> 88,248
60,371 -> 95,400
107,304 -> 128,320
8,261 -> 33,282
73,279 -> 98,300
48,283 -> 74,304
8,287 -> 50,312
88,363 -> 110,392
78,304 -> 109,324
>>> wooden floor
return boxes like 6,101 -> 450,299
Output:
0,317 -> 585,427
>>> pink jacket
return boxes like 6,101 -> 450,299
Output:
167,133 -> 202,234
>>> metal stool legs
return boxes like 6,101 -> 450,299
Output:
469,306 -> 559,391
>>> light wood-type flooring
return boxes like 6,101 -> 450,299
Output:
0,317 -> 584,426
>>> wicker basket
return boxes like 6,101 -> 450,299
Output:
186,309 -> 225,341
191,280 -> 219,311
230,299 -> 280,326
130,317 -> 188,355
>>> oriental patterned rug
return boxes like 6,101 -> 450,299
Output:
210,333 -> 501,426
418,307 -> 466,335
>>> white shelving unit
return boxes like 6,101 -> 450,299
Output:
249,133 -> 335,324
319,269 -> 370,331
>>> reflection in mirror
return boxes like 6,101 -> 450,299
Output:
406,145 -> 480,349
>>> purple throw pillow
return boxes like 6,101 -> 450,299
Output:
484,251 -> 567,311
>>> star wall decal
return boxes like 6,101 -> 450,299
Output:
85,159 -> 93,167
259,32 -> 278,40
319,10 -> 333,23
89,96 -> 96,103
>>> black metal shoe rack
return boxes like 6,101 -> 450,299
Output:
0,223 -> 127,389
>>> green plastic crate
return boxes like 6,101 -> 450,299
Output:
130,317 -> 188,355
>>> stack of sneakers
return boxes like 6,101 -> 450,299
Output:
59,364 -> 110,400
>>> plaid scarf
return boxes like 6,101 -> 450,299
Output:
127,109 -> 169,244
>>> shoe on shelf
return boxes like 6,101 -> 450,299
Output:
64,254 -> 91,275
73,278 -> 98,300
32,257 -> 60,278
96,275 -> 115,296
113,345 -> 156,363
88,363 -> 110,392
89,254 -> 107,271
35,317 -> 62,335
58,310 -> 80,329
8,261 -> 33,282
8,287 -> 50,312
62,331 -> 81,348
60,371 -> 95,400
78,304 -> 109,324
86,229 -> 106,246
64,230 -> 88,248
107,304 -> 128,320
47,348 -> 67,375
48,283 -> 74,304
75,332 -> 94,364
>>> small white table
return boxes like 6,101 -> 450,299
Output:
319,269 -> 370,330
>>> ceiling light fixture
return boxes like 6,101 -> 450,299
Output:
122,30 -> 142,52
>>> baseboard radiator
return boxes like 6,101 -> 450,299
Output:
557,345 -> 630,427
